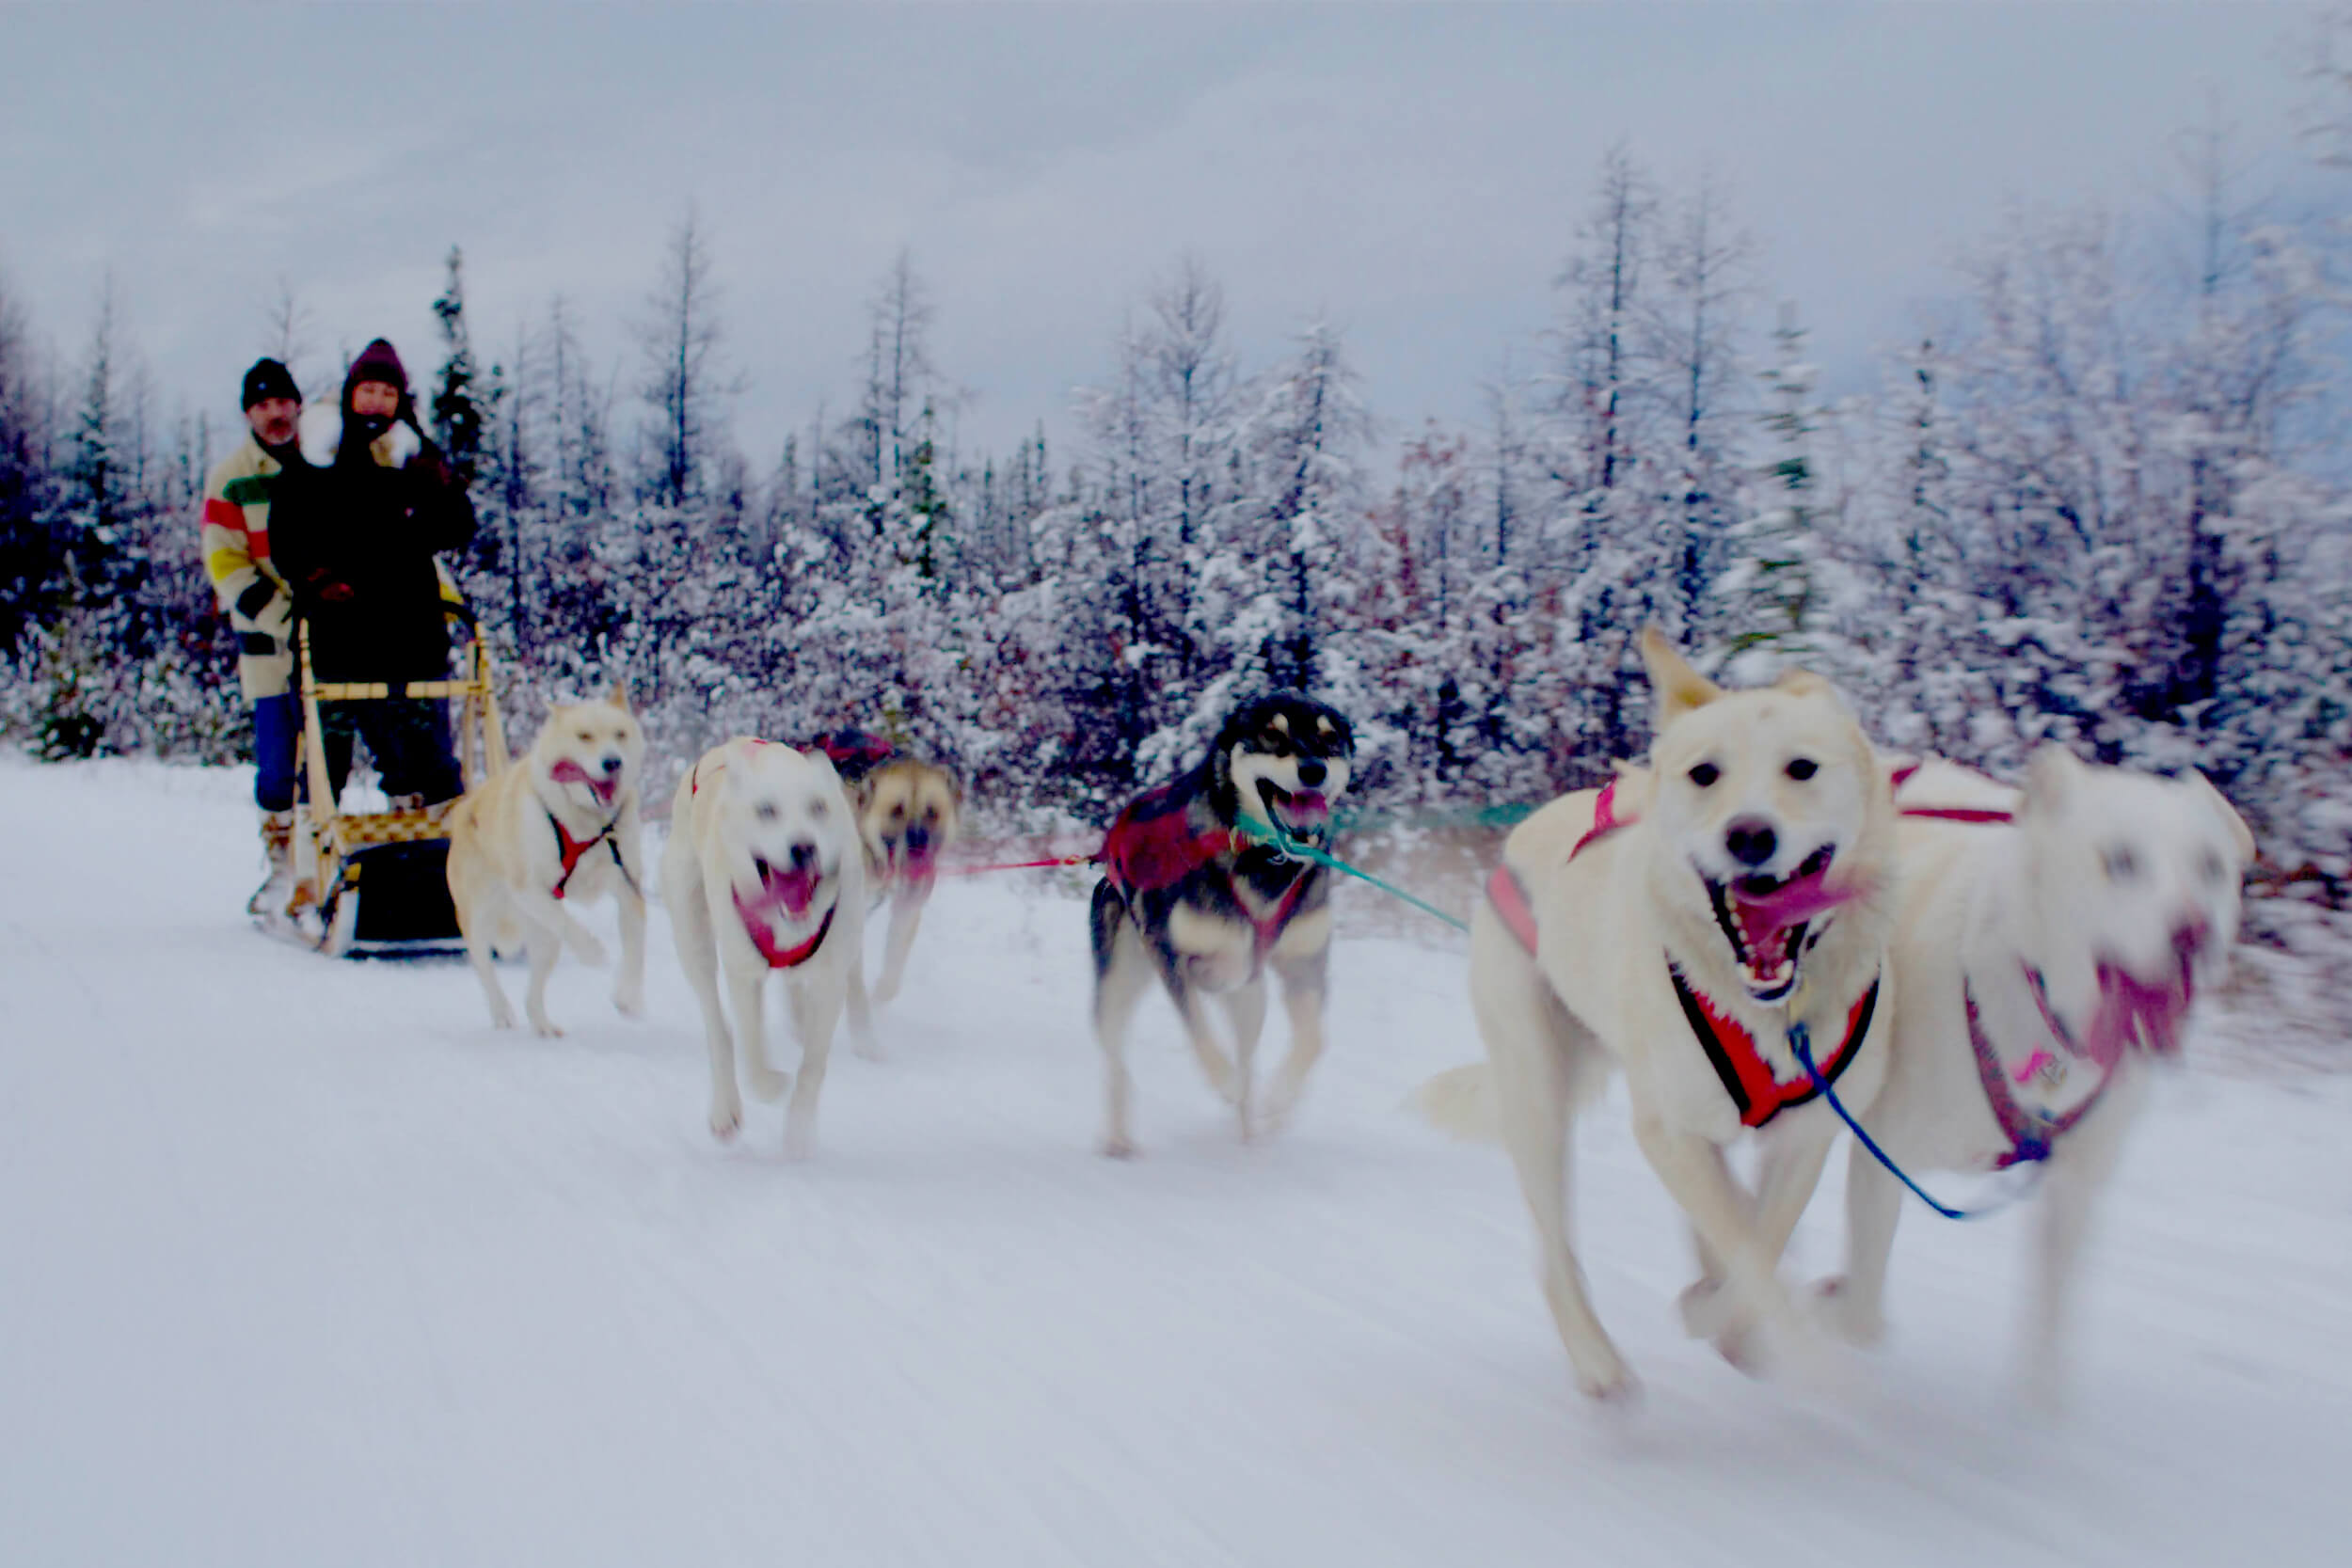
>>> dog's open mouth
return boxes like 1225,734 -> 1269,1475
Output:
752,856 -> 820,920
2082,955 -> 2195,1067
548,758 -> 620,809
1257,780 -> 1333,846
1703,845 -> 1848,1004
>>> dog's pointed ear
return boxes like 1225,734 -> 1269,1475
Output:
2188,768 -> 2256,863
2022,743 -> 2083,817
1641,626 -> 1720,725
1772,667 -> 1832,699
608,680 -> 633,714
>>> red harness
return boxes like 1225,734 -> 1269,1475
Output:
733,895 -> 836,970
1670,962 -> 1879,1129
1887,761 -> 2014,824
1963,969 -> 2115,1168
1102,784 -> 1311,962
1565,774 -> 1631,861
547,813 -> 629,901
1490,856 -> 1880,1129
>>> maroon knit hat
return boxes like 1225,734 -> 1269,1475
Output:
342,338 -> 409,402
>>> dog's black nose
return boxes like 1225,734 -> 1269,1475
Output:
1295,758 -> 1327,787
600,753 -> 622,775
906,825 -> 930,851
1725,817 -> 1777,867
787,839 -> 817,871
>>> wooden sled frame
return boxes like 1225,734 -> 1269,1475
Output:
289,598 -> 508,957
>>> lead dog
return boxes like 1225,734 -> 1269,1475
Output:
1421,631 -> 1898,1399
445,687 -> 647,1037
664,738 -> 872,1155
1813,749 -> 2252,1405
812,731 -> 963,1007
1091,693 -> 1355,1154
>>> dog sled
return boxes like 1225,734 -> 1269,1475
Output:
280,595 -> 508,958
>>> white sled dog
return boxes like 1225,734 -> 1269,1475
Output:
664,738 -> 873,1155
1421,630 -> 1898,1399
445,687 -> 647,1037
1813,750 -> 2252,1404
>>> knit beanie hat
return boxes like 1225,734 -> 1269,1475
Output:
241,357 -> 300,409
342,338 -> 409,403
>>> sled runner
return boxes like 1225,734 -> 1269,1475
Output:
282,596 -> 508,958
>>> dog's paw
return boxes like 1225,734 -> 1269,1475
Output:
746,1064 -> 790,1103
530,1015 -> 564,1039
613,983 -> 644,1019
1677,1277 -> 1735,1341
1811,1276 -> 1886,1348
1254,1084 -> 1304,1137
1198,1055 -> 1242,1106
709,1097 -> 742,1142
1713,1323 -> 1764,1377
487,999 -> 517,1031
1100,1132 -> 1138,1160
1574,1354 -> 1641,1404
783,1115 -> 818,1162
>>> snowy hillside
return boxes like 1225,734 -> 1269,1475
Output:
3,757 -> 2348,1567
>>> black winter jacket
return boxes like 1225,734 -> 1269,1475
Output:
270,406 -> 477,684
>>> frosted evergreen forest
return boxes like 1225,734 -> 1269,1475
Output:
1,132 -> 2346,942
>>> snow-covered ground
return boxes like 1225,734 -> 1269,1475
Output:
4,756 -> 2348,1567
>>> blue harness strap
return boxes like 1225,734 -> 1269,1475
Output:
1789,1020 -> 2046,1223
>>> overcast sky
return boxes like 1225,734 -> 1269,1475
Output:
0,3 -> 2328,469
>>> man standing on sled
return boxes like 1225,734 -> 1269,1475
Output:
269,338 -> 476,811
199,356 -> 307,922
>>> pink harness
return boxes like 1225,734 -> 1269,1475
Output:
732,895 -> 836,970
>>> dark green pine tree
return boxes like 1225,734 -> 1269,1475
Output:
430,245 -> 485,485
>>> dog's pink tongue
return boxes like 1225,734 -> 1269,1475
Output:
766,865 -> 818,919
549,758 -> 619,806
1729,870 -> 1857,949
2084,962 -> 2190,1067
1283,791 -> 1330,824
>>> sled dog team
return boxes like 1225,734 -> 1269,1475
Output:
439,632 -> 2253,1408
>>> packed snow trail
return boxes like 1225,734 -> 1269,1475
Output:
3,757 -> 2347,1567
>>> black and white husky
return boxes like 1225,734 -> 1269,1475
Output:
1089,694 -> 1356,1155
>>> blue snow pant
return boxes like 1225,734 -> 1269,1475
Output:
252,693 -> 301,813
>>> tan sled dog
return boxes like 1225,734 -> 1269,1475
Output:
813,732 -> 963,1006
1813,751 -> 2252,1405
664,739 -> 872,1155
1422,631 -> 1898,1399
445,688 -> 647,1037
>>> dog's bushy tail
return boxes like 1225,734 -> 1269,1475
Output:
1411,1064 -> 1502,1142
1411,1047 -> 1611,1145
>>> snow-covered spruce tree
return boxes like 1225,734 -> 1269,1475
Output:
1372,424 -> 1480,795
608,211 -> 749,760
1536,145 -> 1691,771
430,246 -> 485,486
1070,262 -> 1252,787
1652,169 -> 1756,649
1718,301 -> 1826,677
525,293 -> 622,689
15,281 -> 237,760
0,263 -> 60,664
1137,318 -> 1386,791
760,253 -> 977,772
